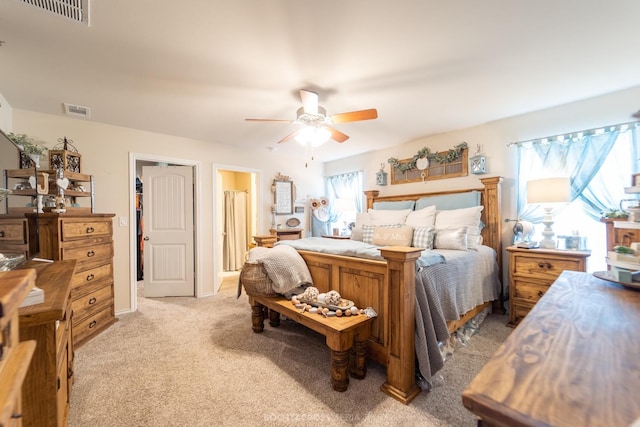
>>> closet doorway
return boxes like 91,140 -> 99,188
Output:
214,165 -> 260,293
129,153 -> 201,312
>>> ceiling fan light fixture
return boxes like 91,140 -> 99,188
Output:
295,126 -> 331,147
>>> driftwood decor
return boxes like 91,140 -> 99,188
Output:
388,142 -> 468,185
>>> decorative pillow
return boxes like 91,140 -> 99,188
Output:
434,205 -> 484,250
415,190 -> 481,211
412,225 -> 435,249
372,200 -> 416,210
350,212 -> 372,241
371,225 -> 414,246
405,205 -> 437,227
367,208 -> 412,225
433,227 -> 468,251
362,224 -> 410,245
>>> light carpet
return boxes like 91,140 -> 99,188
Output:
67,279 -> 511,427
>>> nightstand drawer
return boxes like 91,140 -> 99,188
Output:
512,255 -> 582,280
512,278 -> 552,302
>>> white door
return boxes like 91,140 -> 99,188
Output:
142,166 -> 194,297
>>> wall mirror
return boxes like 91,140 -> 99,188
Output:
273,173 -> 293,215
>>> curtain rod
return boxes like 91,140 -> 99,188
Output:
507,120 -> 639,147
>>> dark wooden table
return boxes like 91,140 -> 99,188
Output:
463,270 -> 640,427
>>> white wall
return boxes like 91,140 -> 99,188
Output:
11,109 -> 324,313
325,85 -> 640,281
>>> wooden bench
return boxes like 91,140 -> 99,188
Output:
249,295 -> 374,391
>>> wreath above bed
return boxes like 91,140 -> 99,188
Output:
387,142 -> 469,184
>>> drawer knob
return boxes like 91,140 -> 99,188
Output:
88,297 -> 97,305
68,367 -> 74,379
0,231 -> 4,238
89,320 -> 97,329
86,226 -> 95,233
11,413 -> 23,420
537,262 -> 552,269
86,273 -> 95,281
87,250 -> 95,257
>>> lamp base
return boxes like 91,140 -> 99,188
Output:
539,207 -> 557,249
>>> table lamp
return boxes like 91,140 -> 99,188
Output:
527,177 -> 571,249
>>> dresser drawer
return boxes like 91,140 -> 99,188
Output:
73,305 -> 114,346
512,255 -> 582,280
70,263 -> 113,298
61,241 -> 113,267
0,221 -> 26,243
72,284 -> 113,322
61,219 -> 113,241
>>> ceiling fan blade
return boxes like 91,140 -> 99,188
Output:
300,90 -> 319,115
330,108 -> 378,124
277,129 -> 302,144
245,118 -> 292,123
325,126 -> 349,143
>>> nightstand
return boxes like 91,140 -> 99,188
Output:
507,246 -> 591,326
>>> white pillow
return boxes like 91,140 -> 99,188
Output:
350,212 -> 372,241
434,206 -> 483,250
434,227 -> 468,251
405,205 -> 436,227
367,208 -> 412,225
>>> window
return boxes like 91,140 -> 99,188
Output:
324,171 -> 363,234
515,122 -> 638,272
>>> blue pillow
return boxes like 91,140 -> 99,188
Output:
372,200 -> 416,210
415,190 -> 480,211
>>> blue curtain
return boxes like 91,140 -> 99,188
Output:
324,171 -> 364,212
516,123 -> 637,222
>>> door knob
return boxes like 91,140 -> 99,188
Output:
143,236 -> 149,241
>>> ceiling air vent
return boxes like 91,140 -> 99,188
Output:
20,0 -> 90,25
63,103 -> 91,119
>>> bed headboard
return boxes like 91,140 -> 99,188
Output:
364,176 -> 503,271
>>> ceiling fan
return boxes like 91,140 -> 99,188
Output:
245,89 -> 378,145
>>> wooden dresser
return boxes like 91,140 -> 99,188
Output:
0,269 -> 37,427
18,260 -> 76,427
463,271 -> 640,426
36,213 -> 116,347
0,215 -> 38,259
507,246 -> 590,326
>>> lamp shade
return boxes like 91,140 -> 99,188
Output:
527,177 -> 571,204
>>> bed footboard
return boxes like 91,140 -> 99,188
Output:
297,246 -> 423,404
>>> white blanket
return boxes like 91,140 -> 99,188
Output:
248,245 -> 313,294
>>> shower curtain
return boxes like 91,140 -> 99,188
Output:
223,190 -> 248,271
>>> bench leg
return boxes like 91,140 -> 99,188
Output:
268,309 -> 280,327
251,302 -> 265,333
330,348 -> 350,392
350,337 -> 368,380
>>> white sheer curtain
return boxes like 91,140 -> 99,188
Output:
223,190 -> 247,271
324,171 -> 363,231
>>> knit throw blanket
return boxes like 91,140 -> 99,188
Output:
247,245 -> 313,294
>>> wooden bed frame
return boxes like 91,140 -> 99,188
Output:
254,176 -> 503,404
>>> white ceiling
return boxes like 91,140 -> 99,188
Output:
1,1 -> 639,162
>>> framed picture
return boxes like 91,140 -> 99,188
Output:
633,173 -> 640,187
273,179 -> 293,214
294,206 -> 304,214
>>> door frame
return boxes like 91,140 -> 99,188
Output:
213,163 -> 262,293
129,152 -> 202,312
